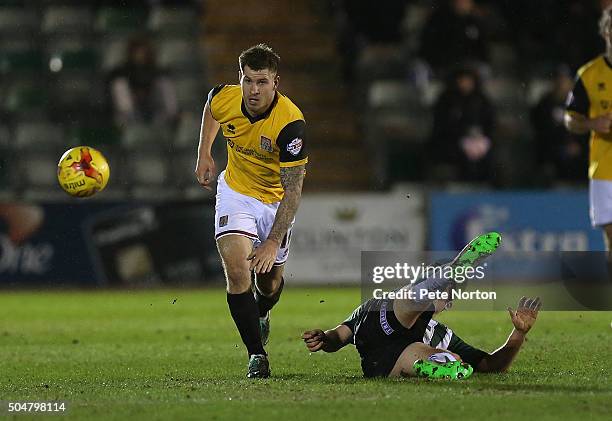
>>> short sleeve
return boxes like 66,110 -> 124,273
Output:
447,332 -> 488,368
566,76 -> 589,116
341,306 -> 362,333
277,120 -> 308,167
207,84 -> 225,120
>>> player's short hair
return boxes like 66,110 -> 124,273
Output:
239,44 -> 280,74
600,6 -> 612,37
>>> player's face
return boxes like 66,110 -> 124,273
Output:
240,65 -> 279,116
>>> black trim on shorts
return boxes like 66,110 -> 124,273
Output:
215,230 -> 259,240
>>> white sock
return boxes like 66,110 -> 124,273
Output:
428,352 -> 457,364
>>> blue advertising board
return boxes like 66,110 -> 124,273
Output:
430,190 -> 605,252
0,201 -> 221,287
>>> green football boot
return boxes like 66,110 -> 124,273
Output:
413,359 -> 474,380
247,354 -> 270,379
450,232 -> 502,268
259,311 -> 270,346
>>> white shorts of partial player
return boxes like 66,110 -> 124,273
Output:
590,179 -> 612,227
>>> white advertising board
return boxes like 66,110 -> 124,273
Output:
284,191 -> 426,284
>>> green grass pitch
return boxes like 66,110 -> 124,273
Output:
0,288 -> 610,420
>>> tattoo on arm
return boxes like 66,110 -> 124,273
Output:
267,165 -> 305,244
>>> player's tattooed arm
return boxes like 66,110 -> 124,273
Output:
267,164 -> 306,245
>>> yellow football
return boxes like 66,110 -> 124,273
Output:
57,146 -> 110,197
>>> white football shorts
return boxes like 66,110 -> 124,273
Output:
214,170 -> 293,265
590,179 -> 612,227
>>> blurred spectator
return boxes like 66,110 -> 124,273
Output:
530,66 -> 588,183
333,0 -> 407,80
429,66 -> 495,182
508,0 -> 602,74
419,0 -> 489,77
108,37 -> 178,128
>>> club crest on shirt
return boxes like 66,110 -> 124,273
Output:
287,138 -> 303,156
219,215 -> 228,227
260,135 -> 273,152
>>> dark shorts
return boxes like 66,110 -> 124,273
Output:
354,300 -> 432,378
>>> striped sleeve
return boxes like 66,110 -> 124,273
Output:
423,320 -> 487,368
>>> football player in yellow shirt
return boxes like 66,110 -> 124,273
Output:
565,6 -> 612,267
195,44 -> 307,378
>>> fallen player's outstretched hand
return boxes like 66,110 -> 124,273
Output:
302,329 -> 325,352
508,296 -> 541,334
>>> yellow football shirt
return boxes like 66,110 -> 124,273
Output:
566,55 -> 612,180
208,84 -> 308,203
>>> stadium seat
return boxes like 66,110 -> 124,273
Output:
19,153 -> 58,187
70,125 -> 121,148
174,112 -> 200,148
174,77 -> 205,111
157,38 -> 202,74
0,124 -> 10,189
3,83 -> 49,115
484,77 -> 527,110
127,153 -> 179,200
0,8 -> 38,33
122,123 -> 171,149
0,123 -> 9,149
48,48 -> 98,73
95,8 -> 148,34
368,80 -> 422,112
171,149 -> 196,187
496,112 -> 531,139
490,43 -> 518,76
14,121 -> 64,151
148,6 -> 199,34
51,76 -> 98,109
527,78 -> 554,106
100,38 -> 127,71
0,49 -> 45,75
421,79 -> 444,107
401,2 -> 430,51
356,46 -> 407,83
41,7 -> 92,34
373,112 -> 432,143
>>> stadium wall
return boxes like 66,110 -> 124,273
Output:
0,190 -> 603,287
